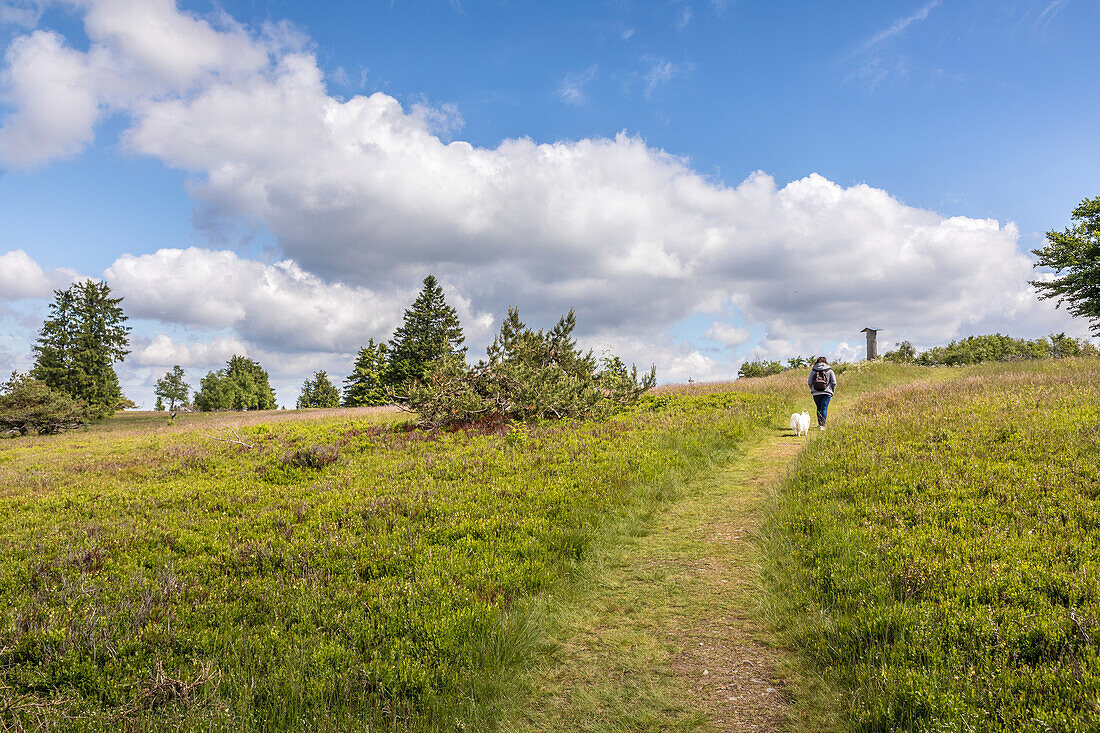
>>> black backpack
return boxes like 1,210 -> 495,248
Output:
811,368 -> 830,391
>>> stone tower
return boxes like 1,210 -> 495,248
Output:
860,328 -> 879,360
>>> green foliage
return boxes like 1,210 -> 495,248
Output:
0,377 -> 784,730
1031,196 -> 1100,335
766,359 -> 1100,731
406,307 -> 656,428
154,365 -> 190,412
916,333 -> 1050,365
738,359 -> 783,378
342,339 -> 390,406
296,370 -> 340,409
193,355 -> 277,411
31,281 -> 131,419
154,395 -> 164,411
385,275 -> 466,392
0,372 -> 86,436
883,339 -> 917,363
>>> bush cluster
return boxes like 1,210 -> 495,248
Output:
884,333 -> 1098,365
406,308 -> 655,428
0,372 -> 86,436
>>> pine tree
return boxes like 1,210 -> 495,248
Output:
154,396 -> 165,411
298,370 -> 340,408
385,275 -> 466,391
343,339 -> 390,406
32,281 -> 131,419
154,365 -> 190,412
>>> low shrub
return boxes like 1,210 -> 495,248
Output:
0,372 -> 86,436
405,308 -> 655,428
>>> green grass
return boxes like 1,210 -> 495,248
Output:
764,357 -> 1100,732
0,391 -> 785,731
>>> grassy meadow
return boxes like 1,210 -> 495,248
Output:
0,390 -> 786,731
6,358 -> 1100,732
765,358 -> 1100,732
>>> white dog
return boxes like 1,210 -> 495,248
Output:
790,411 -> 811,436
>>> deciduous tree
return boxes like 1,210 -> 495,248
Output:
154,365 -> 190,412
1031,196 -> 1100,335
193,356 -> 277,411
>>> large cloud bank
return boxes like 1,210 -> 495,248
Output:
0,0 -> 1081,391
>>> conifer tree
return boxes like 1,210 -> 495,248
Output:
298,370 -> 340,408
32,281 -> 131,419
385,275 -> 465,390
343,339 -> 390,406
154,396 -> 165,411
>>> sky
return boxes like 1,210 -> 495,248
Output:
0,0 -> 1097,408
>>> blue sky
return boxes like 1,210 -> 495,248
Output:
0,0 -> 1096,406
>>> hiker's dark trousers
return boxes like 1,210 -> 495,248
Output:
813,393 -> 831,426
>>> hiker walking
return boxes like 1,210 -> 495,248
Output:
808,356 -> 836,431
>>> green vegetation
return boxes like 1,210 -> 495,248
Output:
0,372 -> 86,436
0,384 -> 784,730
297,370 -> 340,409
1031,196 -> 1100,335
407,308 -> 655,428
888,332 -> 1098,366
384,274 -> 466,394
154,365 -> 191,413
737,359 -> 784,378
765,358 -> 1100,731
31,280 -> 131,419
193,355 -> 278,411
343,338 -> 390,407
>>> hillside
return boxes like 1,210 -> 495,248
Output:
3,359 -> 1099,731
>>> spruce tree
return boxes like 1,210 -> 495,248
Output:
32,281 -> 131,419
298,370 -> 340,408
343,339 -> 390,406
385,275 -> 465,390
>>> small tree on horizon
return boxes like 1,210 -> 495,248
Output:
298,370 -> 340,409
193,356 -> 277,411
154,365 -> 190,413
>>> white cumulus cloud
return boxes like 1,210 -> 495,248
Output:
0,0 -> 1087,393
0,249 -> 78,298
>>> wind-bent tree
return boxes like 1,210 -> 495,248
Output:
154,365 -> 190,413
31,281 -> 131,419
0,372 -> 86,436
1031,196 -> 1100,335
343,339 -> 390,406
193,356 -> 277,411
406,307 -> 656,427
297,370 -> 340,408
385,275 -> 465,391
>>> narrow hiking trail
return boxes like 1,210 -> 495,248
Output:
503,425 -> 814,732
